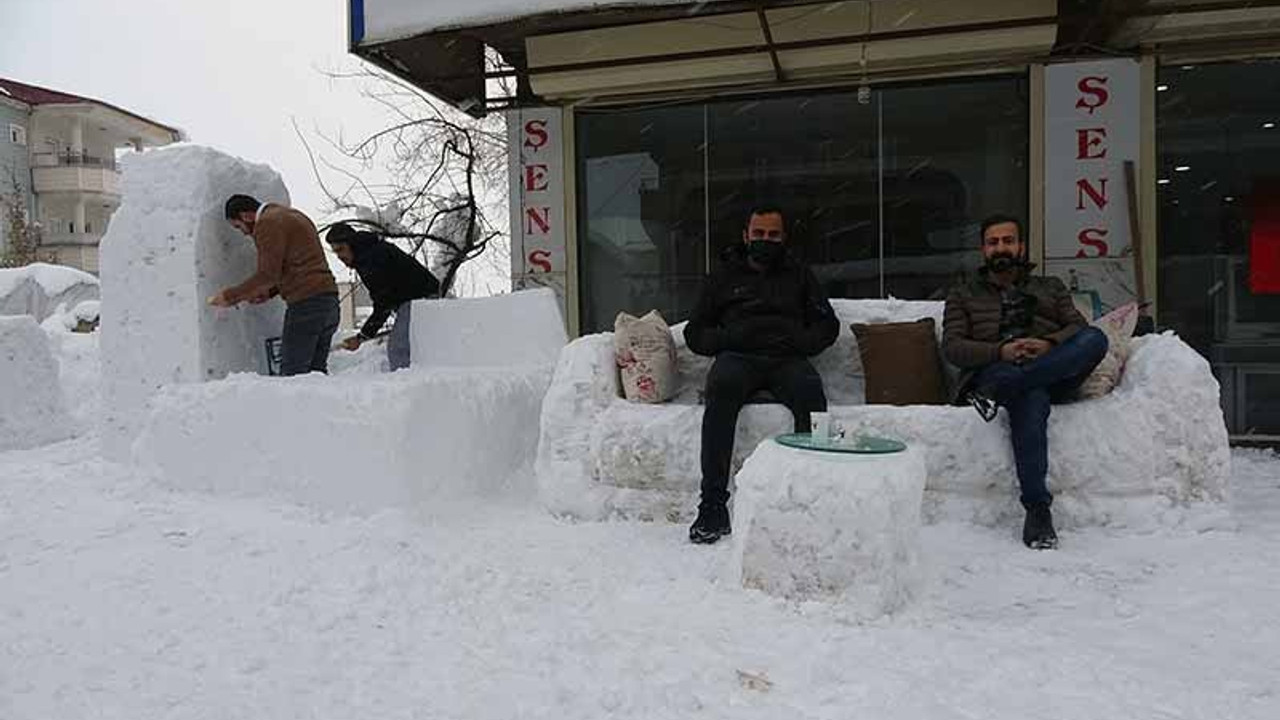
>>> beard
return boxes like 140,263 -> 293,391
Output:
985,252 -> 1022,273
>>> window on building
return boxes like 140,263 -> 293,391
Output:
1158,60 -> 1280,438
576,76 -> 1029,333
8,124 -> 26,146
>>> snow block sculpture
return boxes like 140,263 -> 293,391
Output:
99,145 -> 288,461
410,288 -> 567,368
0,316 -> 72,451
536,299 -> 1231,529
0,263 -> 99,322
729,441 -> 926,614
133,365 -> 552,513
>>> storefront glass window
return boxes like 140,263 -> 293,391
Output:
576,76 -> 1029,332
1158,60 -> 1280,438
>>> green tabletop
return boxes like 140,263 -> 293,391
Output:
775,432 -> 907,455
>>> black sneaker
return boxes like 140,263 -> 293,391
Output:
689,503 -> 731,545
1023,503 -> 1059,550
965,390 -> 999,422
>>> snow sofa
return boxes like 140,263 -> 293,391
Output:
134,289 -> 567,514
536,299 -> 1231,528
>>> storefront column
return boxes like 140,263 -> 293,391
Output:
1140,55 -> 1159,320
562,105 -> 581,338
1029,64 -> 1047,269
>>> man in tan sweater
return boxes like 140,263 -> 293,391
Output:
942,215 -> 1109,550
209,194 -> 340,376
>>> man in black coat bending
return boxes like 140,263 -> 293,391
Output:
684,205 -> 840,544
327,223 -> 441,371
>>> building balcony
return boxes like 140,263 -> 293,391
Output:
32,152 -> 121,196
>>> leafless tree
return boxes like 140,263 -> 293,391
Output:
298,60 -> 512,298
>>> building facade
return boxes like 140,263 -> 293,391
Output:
350,0 -> 1280,440
0,78 -> 181,273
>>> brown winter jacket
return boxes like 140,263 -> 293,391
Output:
942,266 -> 1088,398
225,204 -> 337,305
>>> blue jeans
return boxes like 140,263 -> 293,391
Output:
388,301 -> 412,371
280,292 -> 340,376
972,327 -> 1109,508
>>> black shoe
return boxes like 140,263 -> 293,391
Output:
689,503 -> 731,545
1023,503 -> 1059,550
965,390 -> 999,423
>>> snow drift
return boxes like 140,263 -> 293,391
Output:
0,263 -> 99,322
0,316 -> 72,451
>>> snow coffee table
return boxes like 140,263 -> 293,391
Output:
728,433 -> 927,616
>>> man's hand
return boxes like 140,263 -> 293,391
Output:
1019,338 -> 1053,360
207,290 -> 234,308
1001,338 -> 1053,364
340,335 -> 363,352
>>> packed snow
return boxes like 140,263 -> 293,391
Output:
0,316 -> 72,451
0,263 -> 99,322
1,280 -> 1279,718
99,145 -> 288,461
729,441 -> 927,616
409,287 -> 567,368
537,300 -> 1229,528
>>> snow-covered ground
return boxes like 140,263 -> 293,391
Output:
3,317 -> 1280,719
2,438 -> 1278,719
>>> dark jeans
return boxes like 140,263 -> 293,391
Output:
700,353 -> 827,507
280,292 -> 340,377
972,327 -> 1109,508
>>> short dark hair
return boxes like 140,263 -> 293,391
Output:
980,214 -> 1023,241
745,204 -> 786,229
326,222 -> 356,246
224,194 -> 261,219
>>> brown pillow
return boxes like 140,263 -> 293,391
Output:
850,318 -> 947,406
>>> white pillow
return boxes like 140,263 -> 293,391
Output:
1077,302 -> 1140,399
614,310 -> 678,403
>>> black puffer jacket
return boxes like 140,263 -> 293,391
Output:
685,244 -> 839,358
345,232 -> 441,339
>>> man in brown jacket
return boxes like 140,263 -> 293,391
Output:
210,194 -> 340,376
942,215 -> 1109,550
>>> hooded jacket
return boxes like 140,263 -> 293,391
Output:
685,243 -> 839,358
342,231 -> 441,339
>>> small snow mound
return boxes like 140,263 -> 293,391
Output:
0,263 -> 100,321
0,316 -> 73,451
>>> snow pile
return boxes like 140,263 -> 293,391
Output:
134,365 -> 551,513
99,145 -> 287,461
729,442 -> 926,616
0,316 -> 72,451
40,300 -> 100,333
409,288 -> 567,368
538,303 -> 1229,528
39,309 -> 101,433
0,263 -> 99,322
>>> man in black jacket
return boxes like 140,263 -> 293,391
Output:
684,205 -> 840,544
326,223 -> 441,370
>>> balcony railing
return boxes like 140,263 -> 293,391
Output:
32,151 -> 118,171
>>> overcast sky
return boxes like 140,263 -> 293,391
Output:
0,0 -> 389,220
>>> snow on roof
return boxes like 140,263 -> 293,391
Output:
0,263 -> 99,300
359,0 -> 732,43
0,77 -> 182,139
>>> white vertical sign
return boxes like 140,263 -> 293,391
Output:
1044,59 -> 1141,259
1044,59 -> 1142,316
507,107 -> 568,323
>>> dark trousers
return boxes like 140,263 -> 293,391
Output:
972,327 -> 1109,508
280,292 -> 340,377
700,353 -> 828,507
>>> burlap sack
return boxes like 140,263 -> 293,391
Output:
1078,302 -> 1140,399
614,310 -> 678,403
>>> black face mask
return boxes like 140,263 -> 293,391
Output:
985,252 -> 1023,273
747,240 -> 786,269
